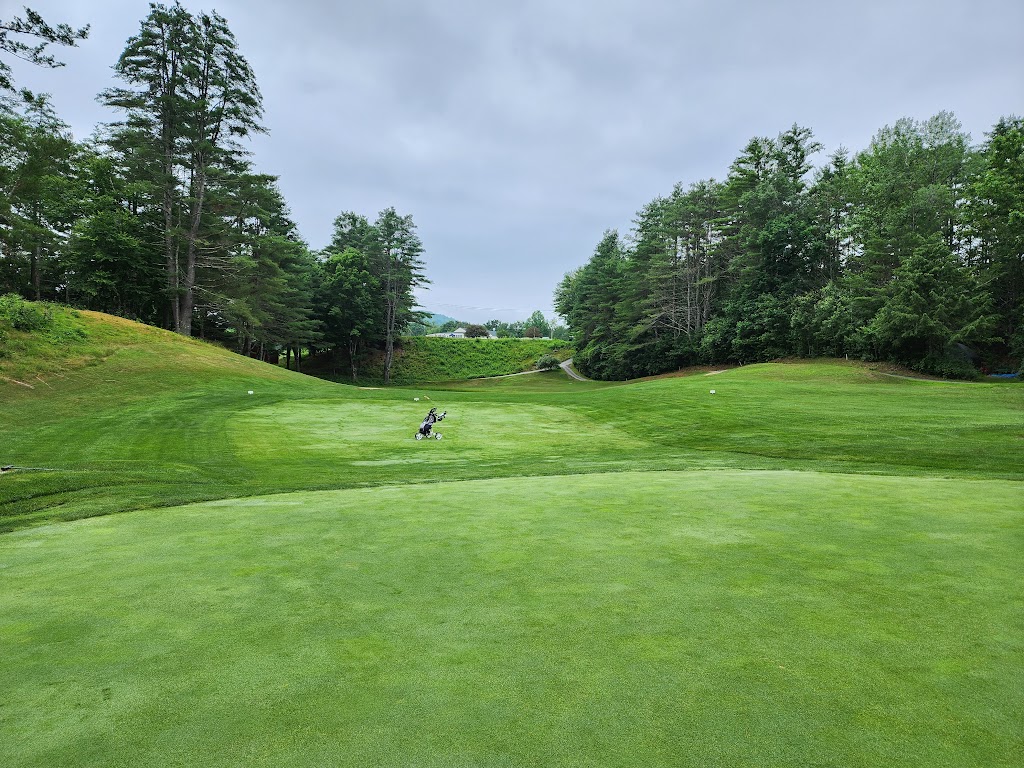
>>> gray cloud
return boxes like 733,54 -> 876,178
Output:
6,0 -> 1023,320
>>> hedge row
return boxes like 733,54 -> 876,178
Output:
360,337 -> 572,384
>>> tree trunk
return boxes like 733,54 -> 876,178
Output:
31,243 -> 41,301
162,46 -> 180,333
383,337 -> 394,384
383,294 -> 396,385
178,160 -> 208,337
164,174 -> 178,332
348,338 -> 359,382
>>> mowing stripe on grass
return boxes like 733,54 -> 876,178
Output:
2,470 -> 1021,767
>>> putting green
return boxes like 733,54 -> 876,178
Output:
2,470 -> 1021,767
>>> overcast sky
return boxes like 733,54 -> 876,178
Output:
6,0 -> 1023,322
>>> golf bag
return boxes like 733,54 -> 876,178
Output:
415,407 -> 446,440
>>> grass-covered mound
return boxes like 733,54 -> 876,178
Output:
2,471 -> 1021,766
0,303 -> 340,531
0,298 -> 309,391
322,336 -> 572,384
0,296 -> 98,384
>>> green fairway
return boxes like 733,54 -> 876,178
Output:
2,312 -> 1020,531
1,310 -> 1023,766
2,472 -> 1022,767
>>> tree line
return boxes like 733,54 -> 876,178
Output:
556,116 -> 1023,380
408,310 -> 569,340
0,4 -> 424,384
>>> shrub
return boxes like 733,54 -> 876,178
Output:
0,294 -> 53,332
535,354 -> 561,370
915,353 -> 980,381
48,325 -> 88,344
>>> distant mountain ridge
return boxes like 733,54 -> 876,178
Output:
423,312 -> 459,327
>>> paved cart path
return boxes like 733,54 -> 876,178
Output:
560,358 -> 590,381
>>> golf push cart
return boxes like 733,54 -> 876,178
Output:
415,407 -> 446,440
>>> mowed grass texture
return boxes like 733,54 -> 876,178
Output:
2,310 -> 1023,766
2,472 -> 1022,767
1,310 -> 1021,530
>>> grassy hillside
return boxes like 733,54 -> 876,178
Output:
0,304 -> 341,531
310,336 -> 572,384
2,307 -> 1022,766
0,300 -> 309,391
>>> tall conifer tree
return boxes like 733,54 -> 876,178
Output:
102,3 -> 263,335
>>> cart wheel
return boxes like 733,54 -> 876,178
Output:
415,432 -> 423,440
435,433 -> 443,440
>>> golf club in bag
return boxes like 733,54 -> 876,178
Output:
415,407 -> 446,440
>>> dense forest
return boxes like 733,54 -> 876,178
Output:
556,117 -> 1024,379
3,7 -> 1021,384
0,5 -> 425,384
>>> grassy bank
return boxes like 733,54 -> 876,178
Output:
308,336 -> 572,385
